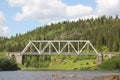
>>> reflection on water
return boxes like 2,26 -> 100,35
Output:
0,71 -> 119,80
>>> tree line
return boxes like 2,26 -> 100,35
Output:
0,15 -> 120,52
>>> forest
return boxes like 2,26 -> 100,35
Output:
0,15 -> 120,52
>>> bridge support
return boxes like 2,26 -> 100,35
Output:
96,53 -> 104,65
7,52 -> 23,64
16,54 -> 23,64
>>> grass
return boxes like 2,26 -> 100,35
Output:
1,52 -> 120,71
0,52 -> 7,58
49,56 -> 96,70
19,53 -> 120,71
22,55 -> 97,70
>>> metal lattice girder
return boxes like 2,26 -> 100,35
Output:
21,40 -> 99,55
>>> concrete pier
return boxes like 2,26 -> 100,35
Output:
96,54 -> 104,65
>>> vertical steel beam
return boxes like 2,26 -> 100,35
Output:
78,41 -> 79,52
87,43 -> 89,54
58,42 -> 60,53
49,42 -> 51,54
39,42 -> 42,51
68,41 -> 70,54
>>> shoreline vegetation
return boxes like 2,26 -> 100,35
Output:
21,55 -> 97,71
1,52 -> 120,71
0,53 -> 20,71
20,53 -> 120,71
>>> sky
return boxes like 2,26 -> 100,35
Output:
0,0 -> 120,37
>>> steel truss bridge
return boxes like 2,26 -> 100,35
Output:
7,40 -> 118,64
21,40 -> 99,56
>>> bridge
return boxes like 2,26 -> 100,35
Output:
7,40 -> 118,64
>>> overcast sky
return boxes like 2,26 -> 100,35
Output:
0,0 -> 120,37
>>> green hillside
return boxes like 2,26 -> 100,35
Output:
0,15 -> 120,52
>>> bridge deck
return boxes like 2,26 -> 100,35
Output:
22,52 -> 97,56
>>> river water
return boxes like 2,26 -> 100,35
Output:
0,71 -> 120,80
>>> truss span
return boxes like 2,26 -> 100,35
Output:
21,40 -> 99,55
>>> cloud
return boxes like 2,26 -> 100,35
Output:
96,0 -> 120,16
0,11 -> 9,37
0,11 -> 5,24
0,26 -> 9,37
67,4 -> 93,18
8,0 -> 26,7
8,0 -> 93,23
8,0 -> 120,24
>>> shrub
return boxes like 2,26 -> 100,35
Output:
0,57 -> 20,71
98,53 -> 120,70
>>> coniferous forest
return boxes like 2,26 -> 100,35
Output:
0,15 -> 120,52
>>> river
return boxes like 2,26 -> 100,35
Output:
0,71 -> 120,80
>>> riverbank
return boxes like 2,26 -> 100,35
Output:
22,55 -> 97,71
19,64 -> 97,71
21,53 -> 120,71
1,52 -> 120,71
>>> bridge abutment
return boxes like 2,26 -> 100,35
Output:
7,52 -> 23,64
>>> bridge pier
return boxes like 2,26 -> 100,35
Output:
96,53 -> 104,65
